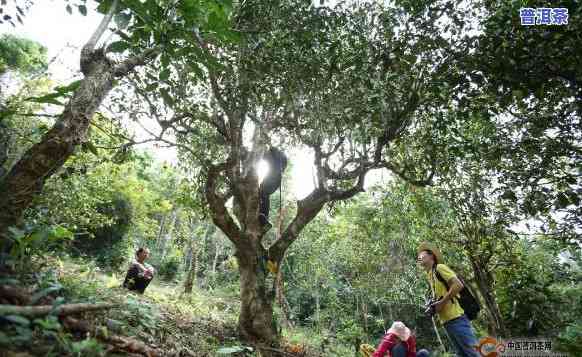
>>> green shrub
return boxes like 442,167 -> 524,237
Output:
555,321 -> 582,355
158,252 -> 182,281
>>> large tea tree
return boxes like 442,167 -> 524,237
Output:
118,0 -> 476,351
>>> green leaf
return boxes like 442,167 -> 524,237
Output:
66,4 -> 72,15
96,0 -> 114,14
83,142 -> 100,156
7,227 -> 25,239
24,230 -> 48,248
25,93 -> 65,106
30,286 -> 63,305
159,88 -> 174,107
108,41 -> 130,53
55,80 -> 81,94
159,68 -> 170,81
50,226 -> 74,240
500,190 -> 517,201
0,331 -> 11,345
114,13 -> 131,29
4,315 -> 30,326
33,316 -> 61,331
145,82 -> 158,91
512,89 -> 524,100
188,62 -> 204,79
78,5 -> 87,16
0,278 -> 21,285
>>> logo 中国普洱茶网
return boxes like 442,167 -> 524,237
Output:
475,336 -> 506,357
477,337 -> 567,356
520,8 -> 568,25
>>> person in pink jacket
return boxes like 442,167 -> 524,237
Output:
373,321 -> 430,357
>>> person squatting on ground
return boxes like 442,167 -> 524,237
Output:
417,242 -> 479,357
123,247 -> 155,294
370,321 -> 430,357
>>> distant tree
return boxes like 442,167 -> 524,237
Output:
0,34 -> 47,76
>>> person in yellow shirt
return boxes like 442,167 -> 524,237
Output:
417,242 -> 479,357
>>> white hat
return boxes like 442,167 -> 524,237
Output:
387,321 -> 411,341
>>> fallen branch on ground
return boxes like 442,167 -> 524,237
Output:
63,316 -> 162,357
0,302 -> 118,317
256,345 -> 298,357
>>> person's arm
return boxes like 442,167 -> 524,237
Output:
131,261 -> 151,278
373,333 -> 398,357
434,264 -> 463,312
144,264 -> 155,279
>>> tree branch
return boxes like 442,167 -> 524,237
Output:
114,47 -> 161,77
268,189 -> 328,263
329,171 -> 367,201
205,161 -> 242,245
0,302 -> 117,318
381,161 -> 434,186
83,0 -> 119,53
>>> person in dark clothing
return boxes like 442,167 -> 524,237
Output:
123,247 -> 155,294
259,146 -> 287,229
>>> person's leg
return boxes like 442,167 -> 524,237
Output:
416,349 -> 430,357
444,327 -> 464,357
444,316 -> 479,357
123,265 -> 139,291
135,277 -> 152,294
391,342 -> 407,357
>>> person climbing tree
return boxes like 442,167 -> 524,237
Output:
123,247 -> 155,294
259,146 -> 287,230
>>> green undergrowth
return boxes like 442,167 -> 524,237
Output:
0,255 -> 405,357
60,256 -> 244,355
0,256 -> 243,356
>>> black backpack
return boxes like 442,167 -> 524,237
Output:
434,268 -> 481,321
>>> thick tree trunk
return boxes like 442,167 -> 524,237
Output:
0,50 -> 116,247
469,256 -> 507,337
237,247 -> 280,355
